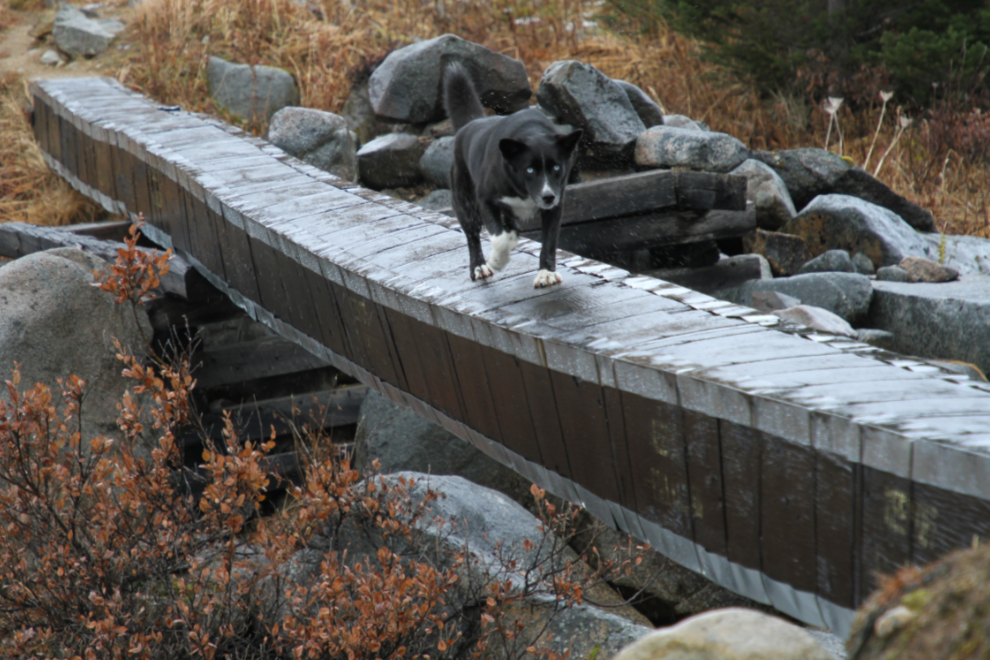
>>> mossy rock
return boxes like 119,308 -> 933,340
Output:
847,542 -> 990,660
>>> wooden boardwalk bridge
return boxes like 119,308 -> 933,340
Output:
30,76 -> 990,638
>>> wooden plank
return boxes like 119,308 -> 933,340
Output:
330,280 -> 371,370
684,409 -> 727,558
561,170 -> 678,226
0,222 -> 211,301
605,387 -> 638,514
59,114 -> 78,179
910,481 -> 990,567
246,234 -> 295,322
479,343 -> 543,466
113,144 -> 138,211
549,370 -> 621,503
447,331 -> 503,444
405,315 -> 467,423
193,335 -> 330,390
33,99 -> 50,159
92,127 -> 115,199
216,208 -> 265,307
335,286 -> 402,388
529,208 -> 755,254
622,391 -> 692,539
383,307 -> 433,406
720,420 -> 762,571
301,264 -> 351,359
517,358 -> 572,481
815,451 -> 857,611
760,434 -> 817,595
677,171 -> 747,211
858,467 -> 913,603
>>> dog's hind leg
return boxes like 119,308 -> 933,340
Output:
452,171 -> 493,281
534,206 -> 563,288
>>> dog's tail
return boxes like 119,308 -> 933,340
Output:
443,63 -> 486,131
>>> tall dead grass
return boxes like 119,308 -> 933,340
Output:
0,73 -> 104,224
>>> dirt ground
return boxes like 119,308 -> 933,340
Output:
0,3 -> 134,83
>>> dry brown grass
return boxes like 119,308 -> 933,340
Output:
0,73 -> 104,225
2,0 -> 989,237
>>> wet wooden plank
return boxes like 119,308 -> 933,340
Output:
336,287 -> 403,388
549,370 -> 621,503
299,263 -> 350,360
215,207 -> 265,307
677,171 -> 747,210
910,481 -> 990,567
33,100 -> 50,162
605,387 -> 638,514
517,358 -> 572,481
404,315 -> 467,423
622,390 -> 692,539
182,190 -> 224,280
276,250 -> 327,344
479,342 -> 543,465
383,306 -> 433,405
816,451 -> 858,610
112,142 -> 137,211
858,467 -> 913,602
447,331 -> 503,444
330,280 -> 372,371
760,435 -> 817,595
685,409 -> 727,558
720,421 -> 762,571
245,232 -> 294,323
59,114 -> 79,178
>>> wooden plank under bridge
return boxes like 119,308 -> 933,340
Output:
30,77 -> 990,639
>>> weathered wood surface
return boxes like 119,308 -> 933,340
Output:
32,77 -> 990,639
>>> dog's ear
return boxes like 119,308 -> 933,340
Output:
556,129 -> 583,155
499,138 -> 528,161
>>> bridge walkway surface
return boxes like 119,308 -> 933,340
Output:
30,76 -> 990,638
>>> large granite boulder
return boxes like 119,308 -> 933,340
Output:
635,126 -> 749,173
368,34 -> 531,124
268,106 -> 358,181
207,56 -> 300,122
0,249 -> 151,444
418,135 -> 455,187
537,60 -> 645,162
613,79 -> 665,128
614,608 -> 833,660
782,194 -> 934,268
752,148 -> 935,231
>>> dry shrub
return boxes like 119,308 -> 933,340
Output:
0,74 -> 105,225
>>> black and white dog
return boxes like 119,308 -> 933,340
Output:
442,63 -> 582,287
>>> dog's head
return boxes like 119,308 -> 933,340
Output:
499,129 -> 583,210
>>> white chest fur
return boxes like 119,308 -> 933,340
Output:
498,195 -> 540,222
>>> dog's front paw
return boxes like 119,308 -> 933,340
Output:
533,269 -> 562,288
473,264 -> 495,281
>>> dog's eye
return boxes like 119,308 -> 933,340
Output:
553,165 -> 561,172
526,167 -> 535,174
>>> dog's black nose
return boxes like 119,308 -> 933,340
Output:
542,193 -> 556,204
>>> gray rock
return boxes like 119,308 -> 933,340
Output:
340,78 -> 395,145
751,148 -> 935,230
852,252 -> 876,275
40,48 -> 64,66
830,167 -> 936,232
783,194 -> 933,267
729,159 -> 797,231
798,249 -> 855,274
0,249 -> 151,447
898,255 -> 959,283
743,228 -> 811,276
268,106 -> 358,182
415,188 -> 453,212
723,272 -> 873,324
856,329 -> 896,350
876,265 -> 912,282
750,290 -> 802,313
537,60 -> 645,161
356,132 -> 425,189
613,608 -> 833,660
919,232 -> 990,276
773,305 -> 857,338
368,34 -> 531,124
866,276 -> 990,379
664,114 -> 709,131
418,135 -> 454,187
613,79 -> 664,128
635,126 -> 749,173
52,5 -> 125,59
207,56 -> 300,122
354,390 -> 532,505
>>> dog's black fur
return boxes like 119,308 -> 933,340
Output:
443,63 -> 582,287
